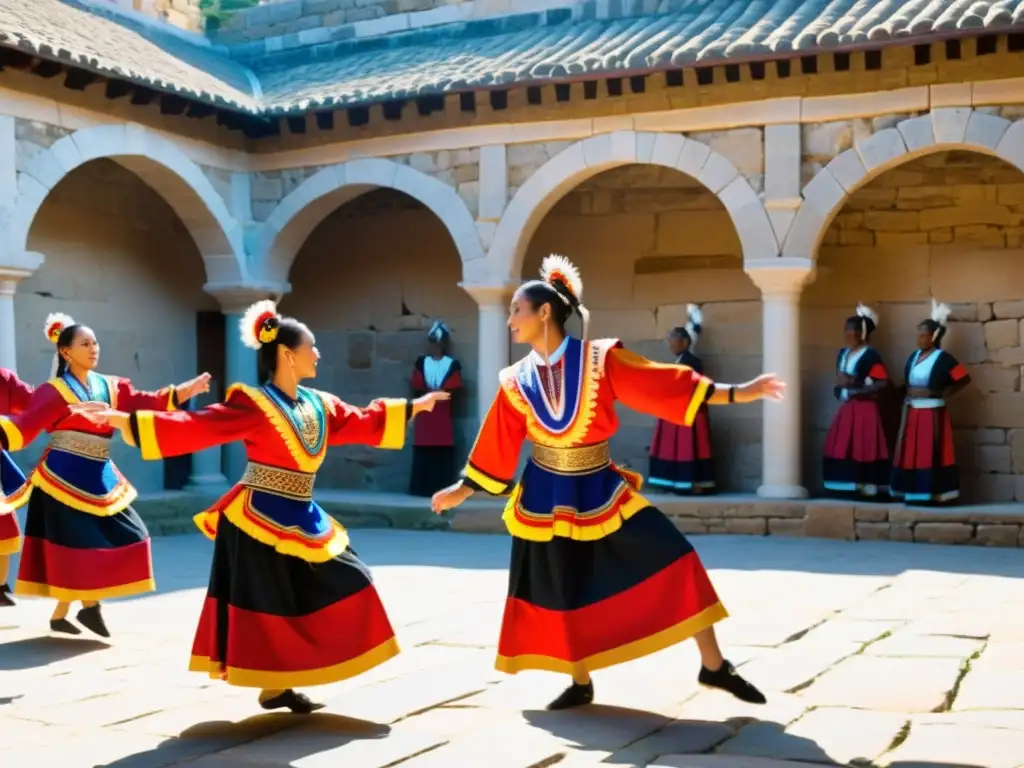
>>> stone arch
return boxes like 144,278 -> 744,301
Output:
488,130 -> 779,283
6,123 -> 246,287
783,107 -> 1024,259
254,158 -> 486,284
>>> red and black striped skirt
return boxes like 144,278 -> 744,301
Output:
496,505 -> 727,677
648,407 -> 715,493
189,515 -> 399,689
891,405 -> 959,504
822,399 -> 890,496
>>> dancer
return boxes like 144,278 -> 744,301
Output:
0,368 -> 34,606
822,305 -> 891,498
891,300 -> 971,505
409,320 -> 463,497
88,301 -> 449,713
648,305 -> 716,494
431,255 -> 784,710
0,313 -> 210,636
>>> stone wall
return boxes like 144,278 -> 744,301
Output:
14,119 -> 73,174
14,159 -> 216,492
522,165 -> 764,491
279,188 -> 478,492
251,149 -> 480,222
803,150 -> 1024,502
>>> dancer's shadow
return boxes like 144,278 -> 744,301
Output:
0,636 -> 110,671
98,712 -> 390,767
524,706 -> 834,764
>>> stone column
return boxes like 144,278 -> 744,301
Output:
0,253 -> 45,373
461,283 -> 517,423
745,258 -> 815,499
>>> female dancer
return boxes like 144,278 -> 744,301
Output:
0,367 -> 34,606
89,301 -> 449,713
431,255 -> 783,710
891,300 -> 971,505
0,313 -> 210,636
648,305 -> 716,494
409,320 -> 463,496
822,305 -> 891,498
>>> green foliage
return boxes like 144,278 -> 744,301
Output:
199,0 -> 260,32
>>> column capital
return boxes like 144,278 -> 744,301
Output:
204,282 -> 291,315
459,281 -> 519,308
0,250 -> 45,284
744,257 -> 816,297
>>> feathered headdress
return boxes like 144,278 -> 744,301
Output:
684,304 -> 703,348
540,254 -> 590,339
428,320 -> 450,343
44,312 -> 75,378
931,298 -> 952,341
241,300 -> 280,350
855,303 -> 878,340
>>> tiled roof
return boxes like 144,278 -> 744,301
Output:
2,0 -> 1024,116
0,0 -> 258,111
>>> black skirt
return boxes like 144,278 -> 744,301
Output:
409,445 -> 456,497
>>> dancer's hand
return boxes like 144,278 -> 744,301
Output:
176,372 -> 212,402
413,391 -> 451,416
744,373 -> 786,402
431,481 -> 473,514
70,405 -> 130,432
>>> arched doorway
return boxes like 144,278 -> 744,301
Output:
803,149 -> 1024,501
522,164 -> 763,492
281,187 -> 476,492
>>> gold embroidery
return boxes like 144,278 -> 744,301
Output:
49,431 -> 112,460
531,442 -> 610,474
241,462 -> 316,501
295,400 -> 322,453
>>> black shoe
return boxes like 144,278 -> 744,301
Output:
0,584 -> 14,607
698,660 -> 766,704
546,681 -> 594,711
50,618 -> 81,635
76,605 -> 110,638
259,689 -> 324,714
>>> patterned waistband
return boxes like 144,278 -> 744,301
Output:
531,441 -> 611,474
49,431 -> 111,460
241,462 -> 315,501
909,398 -> 945,409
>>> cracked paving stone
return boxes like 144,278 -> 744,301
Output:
797,619 -> 905,645
800,655 -> 964,712
952,668 -> 1024,710
777,707 -> 906,765
880,722 -> 1024,768
602,719 -> 734,766
651,756 -> 823,767
864,633 -> 985,658
733,638 -> 861,693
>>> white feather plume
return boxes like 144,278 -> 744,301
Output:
855,303 -> 878,328
240,299 -> 279,351
931,298 -> 952,327
684,303 -> 703,347
540,254 -> 583,301
43,312 -> 75,343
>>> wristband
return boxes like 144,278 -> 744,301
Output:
728,385 -> 736,404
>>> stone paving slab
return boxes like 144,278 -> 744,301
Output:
3,531 -> 1024,767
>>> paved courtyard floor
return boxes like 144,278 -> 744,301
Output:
2,531 -> 1024,767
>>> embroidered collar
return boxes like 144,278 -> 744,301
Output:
528,336 -> 570,367
517,337 -> 583,434
262,383 -> 326,456
62,371 -> 110,404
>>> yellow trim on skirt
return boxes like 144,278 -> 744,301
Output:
15,577 -> 156,602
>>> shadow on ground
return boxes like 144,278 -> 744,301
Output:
0,636 -> 110,671
98,713 -> 390,767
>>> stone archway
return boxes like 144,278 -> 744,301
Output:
487,130 -> 778,284
5,123 -> 247,288
253,157 -> 486,285
783,108 -> 1024,258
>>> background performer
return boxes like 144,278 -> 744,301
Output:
0,367 -> 34,606
410,320 -> 463,497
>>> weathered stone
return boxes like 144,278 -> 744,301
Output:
954,224 -> 1006,246
802,120 -> 854,159
786,707 -> 907,765
895,185 -> 955,209
974,444 -> 1012,473
972,473 -> 1017,502
945,322 -> 987,364
839,229 -> 874,246
968,427 -> 1007,444
974,524 -> 1020,547
1010,430 -> 1024,471
914,522 -> 973,545
346,332 -> 375,370
919,203 -> 1016,230
863,210 -> 920,232
883,722 -> 1024,768
889,524 -> 913,542
725,517 -> 767,536
802,655 -> 964,711
672,518 -> 707,535
966,364 -> 1019,393
866,633 -> 984,658
768,518 -> 805,537
856,522 -> 890,540
854,505 -> 889,522
993,299 -> 1024,318
983,318 -> 1018,351
804,504 -> 855,540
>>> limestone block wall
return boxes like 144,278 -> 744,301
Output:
14,119 -> 73,174
251,149 -> 480,222
803,150 -> 1024,502
13,159 -> 216,492
279,188 -> 478,492
520,165 -> 764,491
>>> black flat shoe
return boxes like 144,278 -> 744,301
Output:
259,689 -> 324,714
547,681 -> 594,711
50,618 -> 81,635
76,605 -> 110,638
0,584 -> 14,607
698,660 -> 766,704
